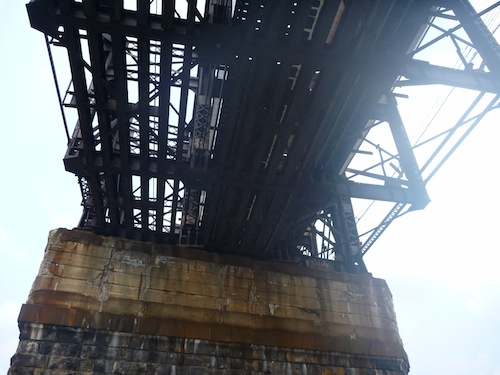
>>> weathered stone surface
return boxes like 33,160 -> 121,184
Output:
9,228 -> 409,374
11,323 -> 409,375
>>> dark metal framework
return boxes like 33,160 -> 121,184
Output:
27,0 -> 500,273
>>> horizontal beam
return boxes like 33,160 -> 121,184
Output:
400,59 -> 500,93
27,0 -> 391,69
334,181 -> 424,206
64,152 -> 212,186
301,180 -> 428,207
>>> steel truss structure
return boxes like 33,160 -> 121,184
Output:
27,0 -> 500,273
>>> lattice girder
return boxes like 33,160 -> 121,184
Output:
27,0 -> 500,272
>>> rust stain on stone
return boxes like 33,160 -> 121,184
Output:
13,229 -> 409,374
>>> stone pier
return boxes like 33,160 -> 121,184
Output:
9,229 -> 409,374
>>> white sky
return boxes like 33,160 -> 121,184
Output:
1,1 -> 500,374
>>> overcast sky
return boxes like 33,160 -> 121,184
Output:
1,1 -> 500,374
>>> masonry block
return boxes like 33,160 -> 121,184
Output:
9,228 -> 409,374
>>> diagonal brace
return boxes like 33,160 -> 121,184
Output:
384,96 -> 430,209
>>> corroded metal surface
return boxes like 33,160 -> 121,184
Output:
26,0 -> 500,271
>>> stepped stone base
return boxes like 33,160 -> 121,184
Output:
9,228 -> 409,374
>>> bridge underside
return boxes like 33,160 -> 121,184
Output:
27,0 -> 500,273
11,1 -> 500,373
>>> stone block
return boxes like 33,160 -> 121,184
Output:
9,229 -> 409,374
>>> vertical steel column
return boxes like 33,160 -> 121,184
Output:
83,0 -> 120,233
110,1 -> 134,237
170,0 -> 196,236
331,196 -> 367,273
138,0 -> 151,239
60,1 -> 106,229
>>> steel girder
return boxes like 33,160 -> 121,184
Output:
27,0 -> 500,273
